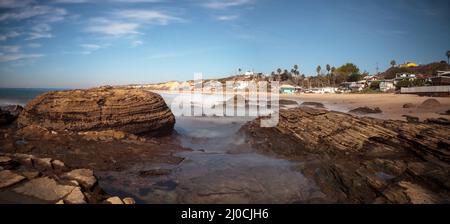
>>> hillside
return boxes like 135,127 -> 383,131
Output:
381,62 -> 450,79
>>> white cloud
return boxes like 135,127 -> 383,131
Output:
86,18 -> 140,36
131,40 -> 143,47
0,5 -> 67,22
27,23 -> 53,40
216,14 -> 239,21
79,43 -> 110,54
80,44 -> 102,50
0,31 -> 20,41
0,53 -> 44,62
0,45 -> 21,53
114,9 -> 182,25
203,0 -> 254,10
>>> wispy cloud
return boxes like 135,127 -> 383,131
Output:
79,43 -> 110,54
113,9 -> 183,25
0,5 -> 67,22
0,0 -> 34,8
0,53 -> 44,62
0,45 -> 21,53
0,31 -> 20,41
86,18 -> 140,36
216,14 -> 239,21
27,23 -> 53,40
111,0 -> 164,2
203,0 -> 254,10
52,0 -> 89,3
80,44 -> 102,50
131,40 -> 144,47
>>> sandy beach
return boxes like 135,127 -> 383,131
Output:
282,93 -> 450,121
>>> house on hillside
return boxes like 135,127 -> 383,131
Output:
394,73 -> 417,85
431,71 -> 450,86
379,80 -> 395,92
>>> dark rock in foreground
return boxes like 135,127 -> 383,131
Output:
240,107 -> 450,203
349,106 -> 382,114
301,102 -> 325,108
18,87 -> 175,136
0,105 -> 23,126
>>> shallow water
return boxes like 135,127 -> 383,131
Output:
0,88 -> 64,106
98,93 -> 323,203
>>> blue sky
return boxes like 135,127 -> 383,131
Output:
0,0 -> 449,88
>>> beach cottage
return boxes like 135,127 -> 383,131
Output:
280,84 -> 298,94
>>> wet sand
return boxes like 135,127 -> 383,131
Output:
282,93 -> 450,121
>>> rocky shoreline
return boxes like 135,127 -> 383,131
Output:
1,86 -> 449,204
240,107 -> 450,203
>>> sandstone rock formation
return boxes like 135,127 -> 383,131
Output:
240,107 -> 450,203
17,87 -> 175,136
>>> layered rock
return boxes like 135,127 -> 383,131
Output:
17,87 -> 175,135
240,107 -> 450,203
0,153 -> 134,204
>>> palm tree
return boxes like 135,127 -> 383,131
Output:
276,68 -> 282,81
447,51 -> 450,64
326,64 -> 331,86
331,66 -> 336,87
390,60 -> 396,68
316,65 -> 321,76
238,68 -> 242,75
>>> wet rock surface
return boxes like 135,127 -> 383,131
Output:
18,87 -> 175,136
240,107 -> 450,203
0,116 -> 187,203
0,153 -> 133,204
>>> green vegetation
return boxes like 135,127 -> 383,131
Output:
369,81 -> 380,90
395,78 -> 427,90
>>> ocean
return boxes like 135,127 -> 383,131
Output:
0,88 -> 64,106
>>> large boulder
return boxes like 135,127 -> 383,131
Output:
17,87 -> 175,135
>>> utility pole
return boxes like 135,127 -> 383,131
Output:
376,63 -> 380,75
